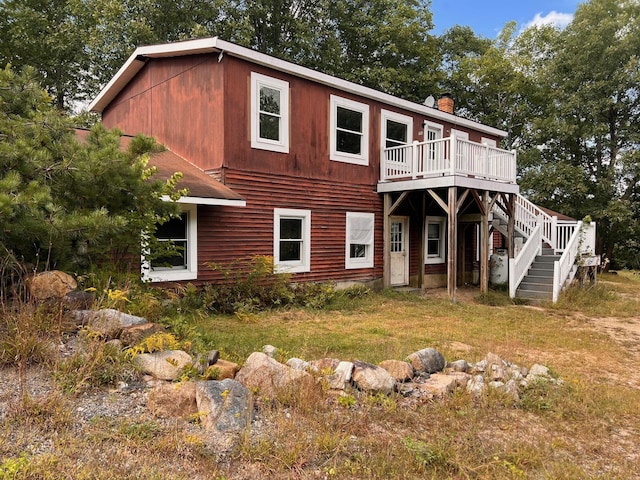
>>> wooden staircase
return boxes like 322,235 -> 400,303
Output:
515,247 -> 558,301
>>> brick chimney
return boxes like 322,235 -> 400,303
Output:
437,93 -> 454,114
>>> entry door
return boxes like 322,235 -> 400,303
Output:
390,216 -> 409,286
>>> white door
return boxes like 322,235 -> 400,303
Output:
390,216 -> 409,286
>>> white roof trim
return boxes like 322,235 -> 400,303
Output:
161,195 -> 246,207
90,37 -> 507,138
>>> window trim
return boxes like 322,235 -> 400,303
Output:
345,212 -> 375,269
424,216 -> 446,264
330,95 -> 370,165
274,208 -> 311,273
381,109 -> 413,149
143,204 -> 198,282
250,72 -> 290,153
481,137 -> 497,148
424,121 -> 443,141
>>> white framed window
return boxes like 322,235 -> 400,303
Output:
143,204 -> 198,282
274,208 -> 311,273
330,95 -> 369,165
381,109 -> 413,149
425,216 -> 445,264
251,72 -> 289,153
345,212 -> 374,269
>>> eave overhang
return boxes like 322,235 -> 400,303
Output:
89,37 -> 507,138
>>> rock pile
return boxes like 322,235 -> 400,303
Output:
32,270 -> 563,434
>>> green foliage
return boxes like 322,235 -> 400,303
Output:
402,436 -> 451,470
0,453 -> 30,479
188,255 -> 372,315
55,338 -> 134,393
0,67 -> 183,282
124,332 -> 183,358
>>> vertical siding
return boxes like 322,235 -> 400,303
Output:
103,55 -> 225,171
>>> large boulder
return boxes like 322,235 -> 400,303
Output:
29,270 -> 77,300
205,359 -> 239,380
71,309 -> 148,338
326,361 -> 354,390
418,372 -> 471,398
196,379 -> 252,432
147,381 -> 198,420
120,322 -> 166,347
235,352 -> 314,399
379,359 -> 414,382
407,348 -> 446,374
352,361 -> 396,395
134,350 -> 193,381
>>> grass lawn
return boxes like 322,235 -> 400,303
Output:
2,272 -> 639,479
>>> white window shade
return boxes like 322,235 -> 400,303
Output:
346,212 -> 374,269
348,214 -> 374,245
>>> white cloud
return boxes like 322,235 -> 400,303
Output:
524,11 -> 574,30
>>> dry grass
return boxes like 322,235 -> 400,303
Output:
2,272 -> 640,478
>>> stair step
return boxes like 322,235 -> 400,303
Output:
534,255 -> 560,263
519,281 -> 553,292
516,288 -> 553,301
521,275 -> 553,285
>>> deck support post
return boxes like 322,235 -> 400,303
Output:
480,190 -> 490,293
507,193 -> 515,259
418,192 -> 426,289
447,186 -> 458,301
383,193 -> 391,289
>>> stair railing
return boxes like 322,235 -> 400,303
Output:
552,220 -> 584,302
508,218 -> 543,298
513,195 -> 557,246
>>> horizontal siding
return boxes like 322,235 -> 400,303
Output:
195,169 -> 383,284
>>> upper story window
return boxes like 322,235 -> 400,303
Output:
251,72 -> 289,153
143,204 -> 198,282
273,208 -> 311,273
381,109 -> 413,149
330,95 -> 369,165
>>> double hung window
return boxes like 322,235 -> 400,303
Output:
346,212 -> 374,269
330,95 -> 369,165
251,72 -> 289,153
274,208 -> 311,273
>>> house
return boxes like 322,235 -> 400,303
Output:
89,37 -> 595,302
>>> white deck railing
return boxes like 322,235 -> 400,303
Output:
552,221 -> 597,302
381,137 -> 517,184
509,222 -> 542,298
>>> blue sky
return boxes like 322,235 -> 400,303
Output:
430,0 -> 583,38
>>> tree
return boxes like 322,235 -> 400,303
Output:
518,0 -> 640,265
0,0 -> 92,110
0,66 -> 182,277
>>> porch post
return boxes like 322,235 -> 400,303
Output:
447,186 -> 457,301
383,193 -> 391,288
507,193 -> 515,259
418,191 -> 426,289
480,191 -> 490,293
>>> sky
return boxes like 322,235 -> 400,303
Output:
430,0 -> 583,38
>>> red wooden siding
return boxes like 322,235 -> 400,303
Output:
195,168 -> 383,284
103,55 -> 226,171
